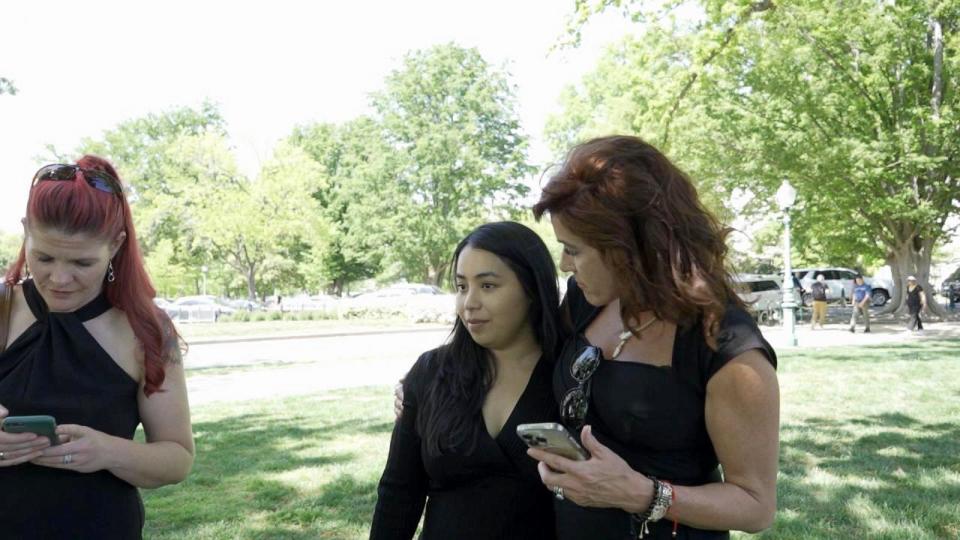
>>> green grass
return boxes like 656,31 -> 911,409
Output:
143,339 -> 960,539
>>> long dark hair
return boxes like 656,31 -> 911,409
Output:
418,221 -> 563,457
533,135 -> 743,339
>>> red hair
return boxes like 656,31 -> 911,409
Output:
533,136 -> 743,338
5,155 -> 180,396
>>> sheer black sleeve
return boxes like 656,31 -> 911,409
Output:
369,353 -> 433,540
705,306 -> 778,381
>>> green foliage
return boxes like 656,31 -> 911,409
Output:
0,77 -> 16,95
371,43 -> 535,284
553,1 -> 960,300
288,45 -> 534,291
76,103 -> 230,295
288,118 -> 392,294
0,231 -> 23,270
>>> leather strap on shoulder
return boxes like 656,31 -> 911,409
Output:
0,282 -> 12,354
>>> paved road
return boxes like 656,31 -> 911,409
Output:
185,327 -> 450,406
184,318 -> 959,407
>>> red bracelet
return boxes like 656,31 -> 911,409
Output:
664,481 -> 678,538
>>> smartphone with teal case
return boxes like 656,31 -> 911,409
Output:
2,415 -> 59,445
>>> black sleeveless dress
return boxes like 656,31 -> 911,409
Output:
554,278 -> 777,540
0,280 -> 144,539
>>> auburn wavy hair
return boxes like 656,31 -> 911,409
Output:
5,155 -> 180,396
533,135 -> 743,339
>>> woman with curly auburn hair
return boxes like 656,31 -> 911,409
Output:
0,156 -> 193,539
527,135 -> 780,539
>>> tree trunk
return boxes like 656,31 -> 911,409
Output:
246,266 -> 257,301
884,236 -> 948,319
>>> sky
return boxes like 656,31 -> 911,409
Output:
0,0 -> 636,233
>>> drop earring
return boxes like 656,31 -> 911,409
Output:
107,261 -> 116,283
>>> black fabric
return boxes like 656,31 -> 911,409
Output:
371,348 -> 558,540
0,280 -> 143,539
906,285 -> 923,311
552,277 -> 776,540
811,281 -> 828,301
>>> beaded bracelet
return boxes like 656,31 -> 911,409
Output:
630,477 -> 674,539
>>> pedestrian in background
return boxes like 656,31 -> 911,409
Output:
905,276 -> 926,333
849,274 -> 871,333
810,274 -> 828,329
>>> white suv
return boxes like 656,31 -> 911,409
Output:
792,267 -> 893,307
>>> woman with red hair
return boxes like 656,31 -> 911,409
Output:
526,136 -> 779,539
0,156 -> 194,538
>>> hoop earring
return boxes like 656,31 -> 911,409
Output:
107,261 -> 116,283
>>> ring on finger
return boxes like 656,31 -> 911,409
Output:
0,451 -> 5,461
62,453 -> 73,465
553,486 -> 564,501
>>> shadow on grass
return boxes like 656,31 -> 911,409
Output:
143,402 -> 395,539
772,413 -> 960,539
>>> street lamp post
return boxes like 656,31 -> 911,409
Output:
776,180 -> 798,346
201,265 -> 209,297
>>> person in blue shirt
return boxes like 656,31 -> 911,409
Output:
849,275 -> 872,333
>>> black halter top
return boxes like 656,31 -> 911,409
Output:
0,280 -> 144,538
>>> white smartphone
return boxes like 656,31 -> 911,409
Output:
516,422 -> 589,461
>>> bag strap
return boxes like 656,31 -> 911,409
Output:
0,282 -> 12,354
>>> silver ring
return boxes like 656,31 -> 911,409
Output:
62,453 -> 73,465
0,451 -> 5,461
553,486 -> 564,501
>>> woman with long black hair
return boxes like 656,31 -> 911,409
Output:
370,221 -> 564,540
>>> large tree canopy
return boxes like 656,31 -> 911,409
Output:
372,43 -> 534,284
553,0 -> 960,314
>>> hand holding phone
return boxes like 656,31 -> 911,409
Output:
517,422 -> 589,461
2,415 -> 60,446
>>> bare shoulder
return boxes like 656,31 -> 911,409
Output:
84,307 -> 143,382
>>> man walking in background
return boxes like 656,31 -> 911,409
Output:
849,274 -> 872,333
810,273 -> 829,329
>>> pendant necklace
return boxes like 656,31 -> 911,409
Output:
612,315 -> 658,359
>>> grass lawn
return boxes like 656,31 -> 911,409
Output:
143,339 -> 960,539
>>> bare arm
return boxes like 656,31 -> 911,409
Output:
529,349 -> 780,533
666,349 -> 780,532
111,355 -> 194,488
34,354 -> 194,488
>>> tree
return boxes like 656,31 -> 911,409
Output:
0,77 -> 16,95
288,118 -> 394,295
0,231 -> 22,270
76,103 -> 231,295
194,143 -> 328,299
372,43 -> 535,284
554,0 -> 960,316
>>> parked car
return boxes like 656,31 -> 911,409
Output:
168,295 -> 236,323
222,298 -> 262,312
793,267 -> 893,307
940,266 -> 960,303
734,274 -> 799,324
353,283 -> 444,299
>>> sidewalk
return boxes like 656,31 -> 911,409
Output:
760,320 -> 960,349
182,322 -> 451,345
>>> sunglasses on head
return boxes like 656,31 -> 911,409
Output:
560,345 -> 602,431
32,164 -> 123,195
